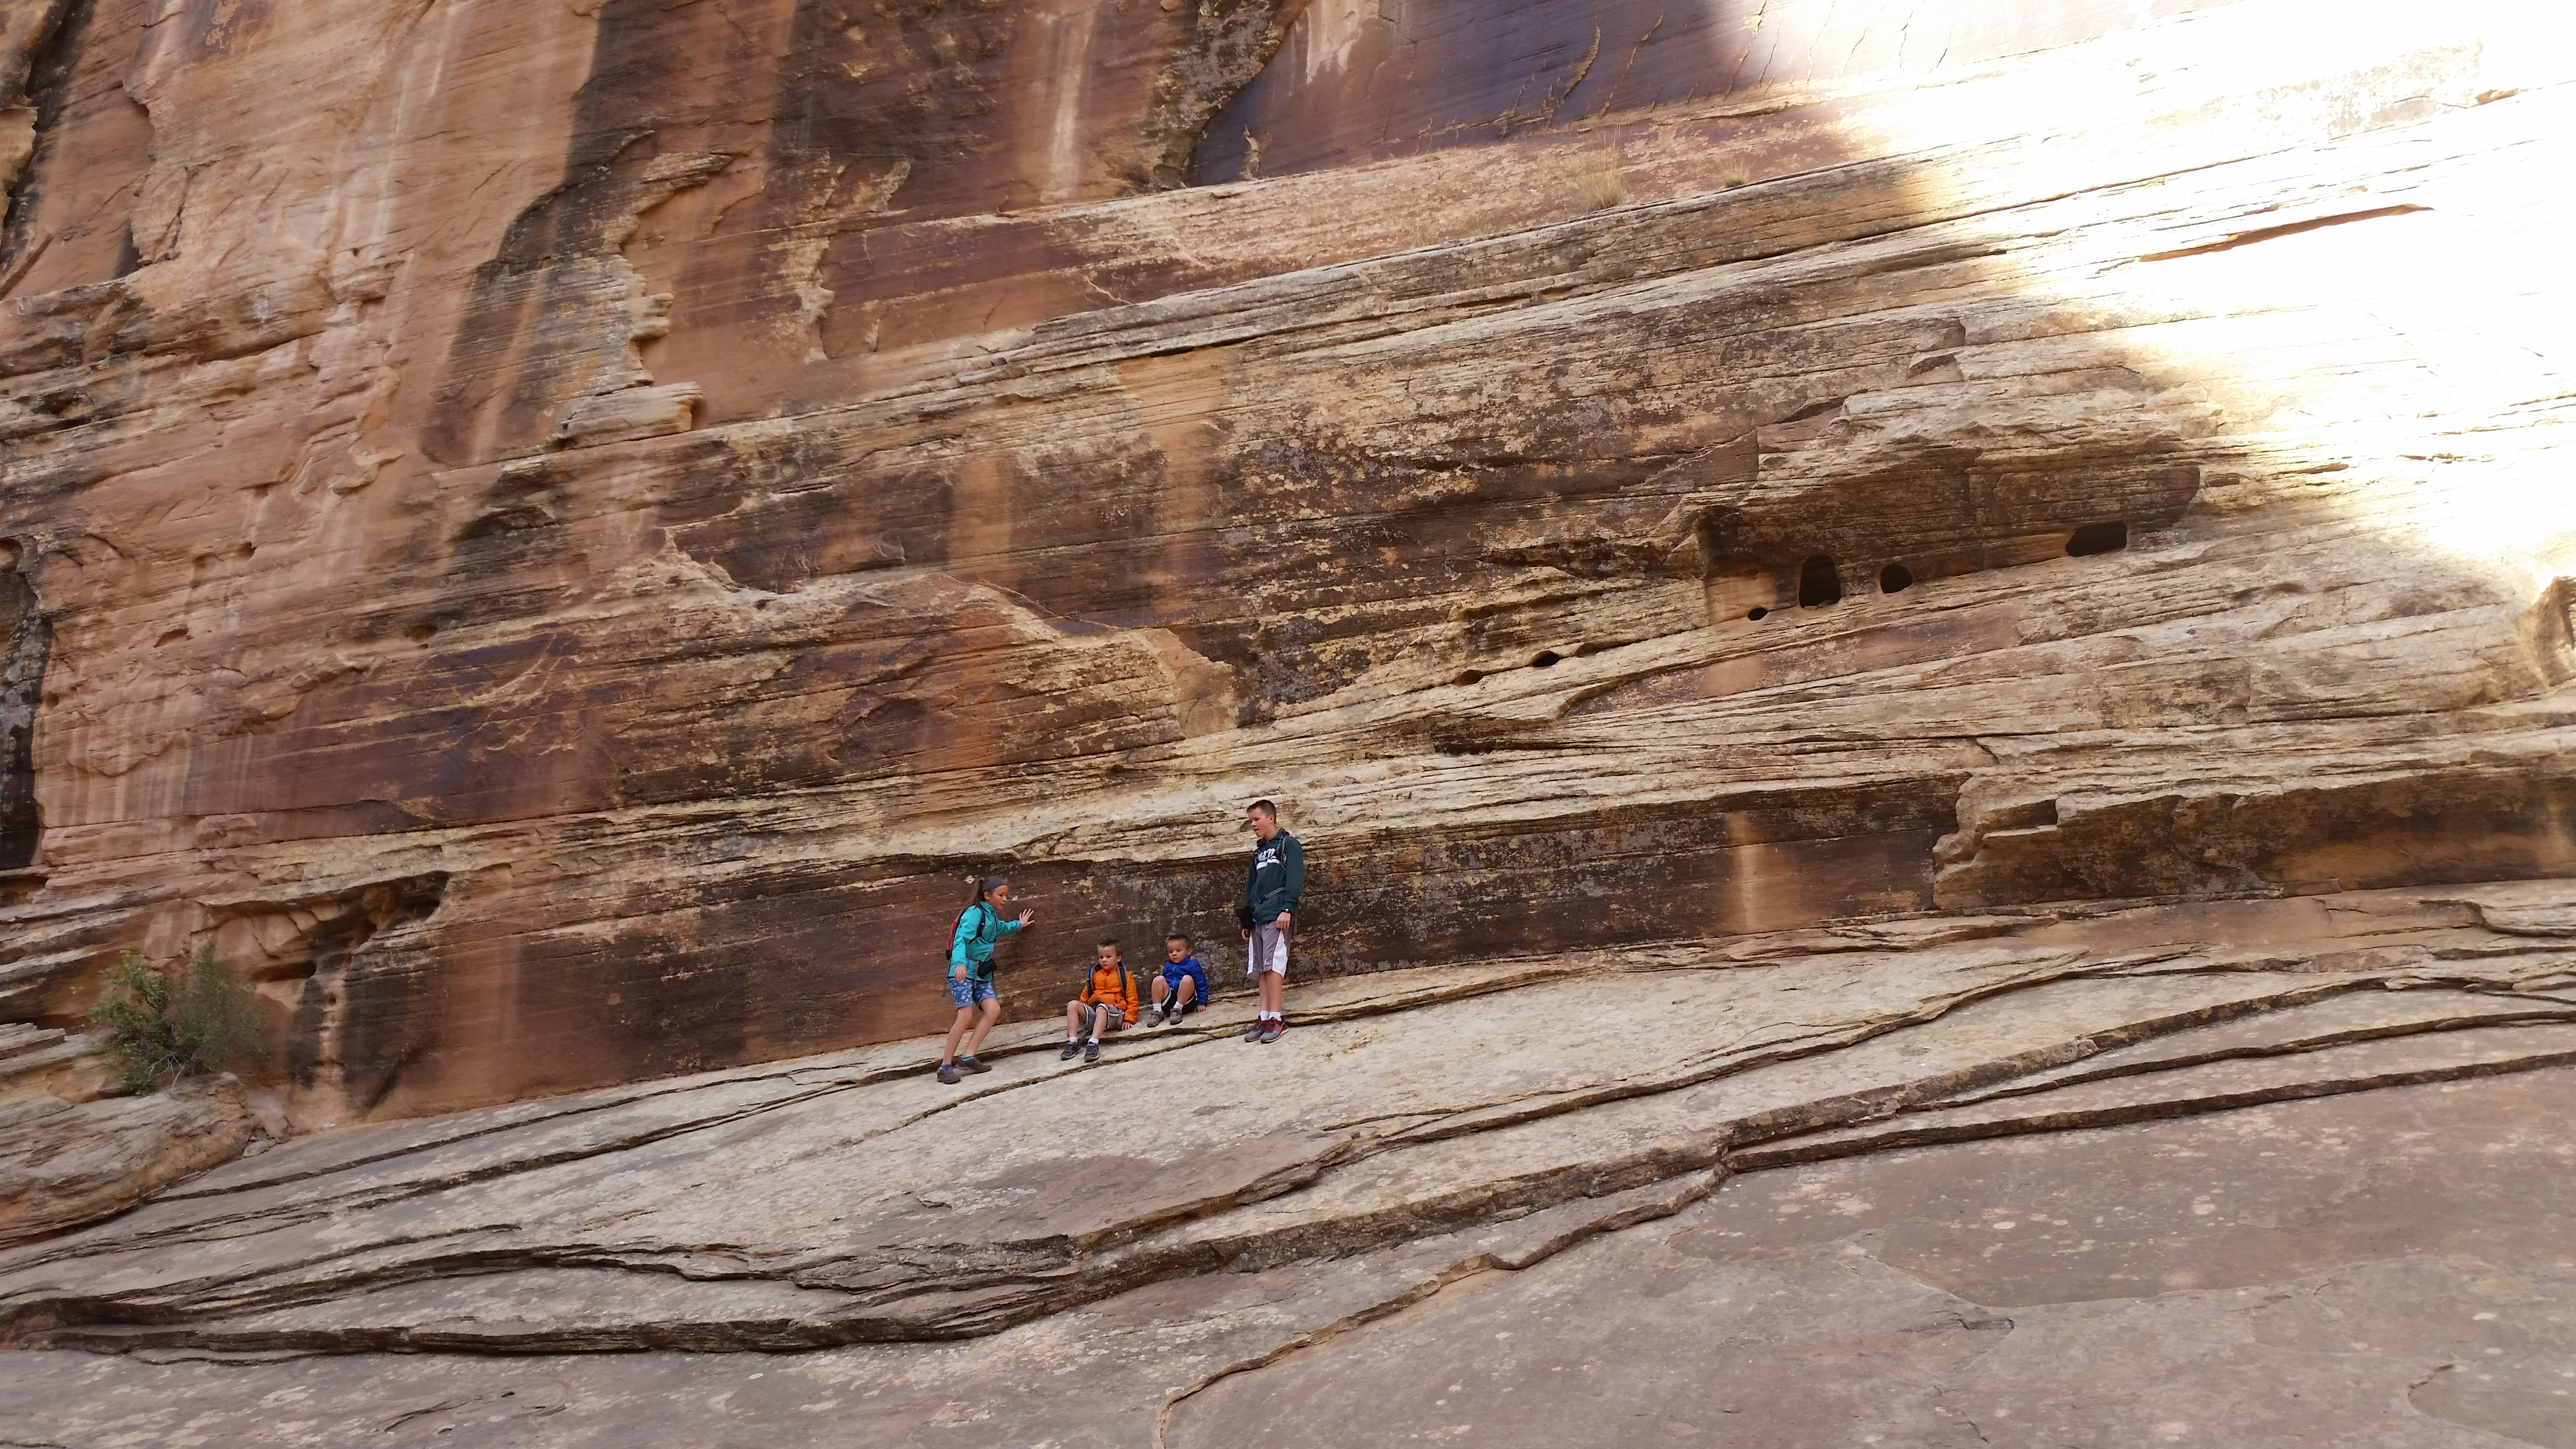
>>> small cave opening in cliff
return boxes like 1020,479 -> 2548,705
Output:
1879,562 -> 1915,594
1531,650 -> 1562,668
1797,555 -> 1843,608
1746,606 -> 1769,621
2068,521 -> 2129,556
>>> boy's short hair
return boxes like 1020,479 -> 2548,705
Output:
1096,936 -> 1120,950
1165,933 -> 1189,945
1248,799 -> 1277,819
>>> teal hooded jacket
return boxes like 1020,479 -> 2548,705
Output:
948,902 -> 1025,980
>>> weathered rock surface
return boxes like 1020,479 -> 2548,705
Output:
2,881 -> 2573,1442
0,1083 -> 250,1250
0,0 -> 2571,1139
5,0 -> 2576,1435
0,1024 -> 264,1248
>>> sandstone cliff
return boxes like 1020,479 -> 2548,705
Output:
5,0 -> 2571,1138
3,0 -> 2576,1438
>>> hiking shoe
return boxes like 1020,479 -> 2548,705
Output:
1083,1039 -> 1100,1063
936,1063 -> 962,1085
956,1055 -> 992,1075
1258,1019 -> 1285,1044
1059,1039 -> 1082,1061
1242,1020 -> 1267,1042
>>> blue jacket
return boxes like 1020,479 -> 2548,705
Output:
1241,830 -> 1304,925
947,902 -> 1025,981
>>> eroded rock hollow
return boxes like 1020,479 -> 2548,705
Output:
3,0 -> 2576,1440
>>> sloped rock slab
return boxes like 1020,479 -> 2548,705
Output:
4,903 -> 2572,1356
1169,1065 -> 2576,1449
1737,1020 -> 2576,1167
1931,984 -> 2576,1105
3,1063 -> 2569,1448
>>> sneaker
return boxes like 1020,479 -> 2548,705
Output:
1059,1039 -> 1082,1061
1259,1019 -> 1285,1044
1242,1020 -> 1266,1042
956,1055 -> 992,1075
936,1063 -> 962,1085
1083,1039 -> 1100,1063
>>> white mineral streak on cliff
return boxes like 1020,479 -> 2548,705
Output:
1043,3 -> 1101,204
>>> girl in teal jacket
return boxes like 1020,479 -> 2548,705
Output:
938,876 -> 1033,1084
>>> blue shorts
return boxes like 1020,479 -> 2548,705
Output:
947,975 -> 997,1009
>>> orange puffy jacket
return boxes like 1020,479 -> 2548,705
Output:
1077,961 -> 1139,1025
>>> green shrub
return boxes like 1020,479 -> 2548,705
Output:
89,943 -> 272,1095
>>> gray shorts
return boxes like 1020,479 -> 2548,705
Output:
1081,1003 -> 1128,1032
1248,920 -> 1291,978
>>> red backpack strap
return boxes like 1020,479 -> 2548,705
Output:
950,902 -> 989,951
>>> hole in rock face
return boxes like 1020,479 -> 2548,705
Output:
1453,669 -> 1484,686
2068,520 -> 2129,557
1879,563 -> 1915,594
1530,651 -> 1562,668
1797,555 -> 1843,608
1746,607 -> 1769,621
1988,798 -> 2061,831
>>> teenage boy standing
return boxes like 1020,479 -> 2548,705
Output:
1239,800 -> 1303,1043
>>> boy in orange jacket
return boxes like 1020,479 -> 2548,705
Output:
1060,938 -> 1139,1063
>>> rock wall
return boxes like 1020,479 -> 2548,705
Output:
1,0 -> 2573,1132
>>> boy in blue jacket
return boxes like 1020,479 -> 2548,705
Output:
1148,934 -> 1208,1025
